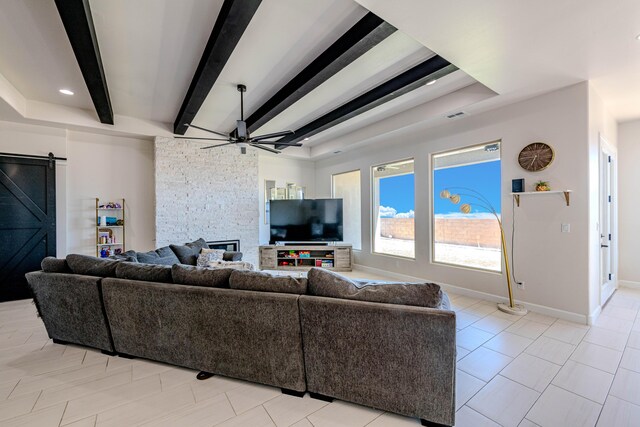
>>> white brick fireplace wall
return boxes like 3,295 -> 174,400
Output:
154,137 -> 259,264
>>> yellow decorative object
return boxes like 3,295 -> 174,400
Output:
449,194 -> 460,204
535,180 -> 550,191
439,189 -> 451,199
460,203 -> 471,214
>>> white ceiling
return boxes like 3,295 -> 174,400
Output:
354,0 -> 640,121
3,0 -> 637,157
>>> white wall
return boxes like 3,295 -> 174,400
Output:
66,131 -> 155,255
0,121 -> 68,255
0,121 -> 156,257
587,85 -> 618,317
315,83 -> 592,320
258,154 -> 316,244
618,119 -> 640,285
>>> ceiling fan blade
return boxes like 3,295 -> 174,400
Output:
252,141 -> 303,147
174,136 -> 231,141
186,124 -> 230,138
250,143 -> 280,154
200,142 -> 236,150
250,130 -> 294,141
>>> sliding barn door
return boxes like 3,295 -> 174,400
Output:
0,156 -> 56,301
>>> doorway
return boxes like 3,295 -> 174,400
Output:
599,137 -> 617,305
0,155 -> 57,301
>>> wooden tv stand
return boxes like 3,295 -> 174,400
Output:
259,244 -> 352,272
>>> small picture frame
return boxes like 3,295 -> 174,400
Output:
512,178 -> 525,193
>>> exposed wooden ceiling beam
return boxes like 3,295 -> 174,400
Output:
242,12 -> 396,134
276,55 -> 457,148
54,0 -> 113,125
174,0 -> 262,135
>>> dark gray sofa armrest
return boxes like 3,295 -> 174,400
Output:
299,295 -> 456,426
25,271 -> 115,352
223,251 -> 243,261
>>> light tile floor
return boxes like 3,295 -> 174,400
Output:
1,278 -> 640,426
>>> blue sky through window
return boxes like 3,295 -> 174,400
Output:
379,173 -> 415,217
433,160 -> 501,215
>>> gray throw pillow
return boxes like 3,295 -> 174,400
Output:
136,248 -> 180,265
169,238 -> 207,265
66,254 -> 119,277
116,262 -> 173,283
307,268 -> 444,309
171,264 -> 232,288
229,270 -> 307,295
223,251 -> 243,261
41,257 -> 71,273
110,250 -> 138,262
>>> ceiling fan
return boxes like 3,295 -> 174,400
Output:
175,84 -> 301,154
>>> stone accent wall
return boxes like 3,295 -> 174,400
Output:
154,137 -> 259,264
380,218 -> 415,240
380,217 -> 501,249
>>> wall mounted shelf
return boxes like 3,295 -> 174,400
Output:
511,190 -> 572,207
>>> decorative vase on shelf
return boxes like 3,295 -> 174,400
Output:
535,181 -> 550,191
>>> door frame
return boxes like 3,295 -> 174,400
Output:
599,134 -> 618,305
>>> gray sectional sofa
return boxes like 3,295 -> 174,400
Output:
26,253 -> 456,427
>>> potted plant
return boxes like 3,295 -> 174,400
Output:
535,180 -> 551,191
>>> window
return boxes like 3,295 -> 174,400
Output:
332,170 -> 362,250
372,159 -> 415,258
432,142 -> 501,271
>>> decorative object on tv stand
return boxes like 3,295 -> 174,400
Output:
518,142 -> 554,172
535,180 -> 550,191
95,198 -> 125,257
440,188 -> 527,316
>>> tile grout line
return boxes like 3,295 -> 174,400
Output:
57,401 -> 69,427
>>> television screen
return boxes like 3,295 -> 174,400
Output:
270,199 -> 343,243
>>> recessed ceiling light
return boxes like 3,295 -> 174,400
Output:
426,79 -> 437,86
303,137 -> 310,141
59,89 -> 74,95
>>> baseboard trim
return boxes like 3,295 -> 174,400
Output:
619,280 -> 640,289
588,305 -> 602,326
353,263 -> 587,324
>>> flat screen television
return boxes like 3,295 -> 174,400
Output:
270,199 -> 343,244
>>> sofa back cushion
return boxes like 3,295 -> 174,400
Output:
307,268 -> 444,309
66,254 -> 119,277
230,270 -> 307,295
116,262 -> 173,283
110,250 -> 139,262
169,238 -> 208,265
41,257 -> 71,273
171,264 -> 232,288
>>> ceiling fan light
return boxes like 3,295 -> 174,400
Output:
59,88 -> 74,95
426,79 -> 437,86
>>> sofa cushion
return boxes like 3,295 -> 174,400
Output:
171,264 -> 232,288
110,250 -> 139,262
116,262 -> 173,283
66,254 -> 119,277
197,249 -> 225,267
223,251 -> 243,261
170,238 -> 208,265
136,248 -> 180,265
307,268 -> 444,309
229,270 -> 307,295
41,257 -> 71,273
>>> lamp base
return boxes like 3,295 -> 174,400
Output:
497,302 -> 528,316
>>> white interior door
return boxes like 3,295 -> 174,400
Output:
600,140 -> 616,304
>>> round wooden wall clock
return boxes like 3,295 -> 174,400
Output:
518,142 -> 554,172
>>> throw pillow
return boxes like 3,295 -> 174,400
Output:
169,238 -> 208,265
41,257 -> 71,273
206,260 -> 254,271
136,247 -> 180,265
229,270 -> 307,294
116,262 -> 173,283
307,268 -> 444,309
171,264 -> 232,288
66,254 -> 119,277
223,251 -> 243,261
196,250 -> 226,267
